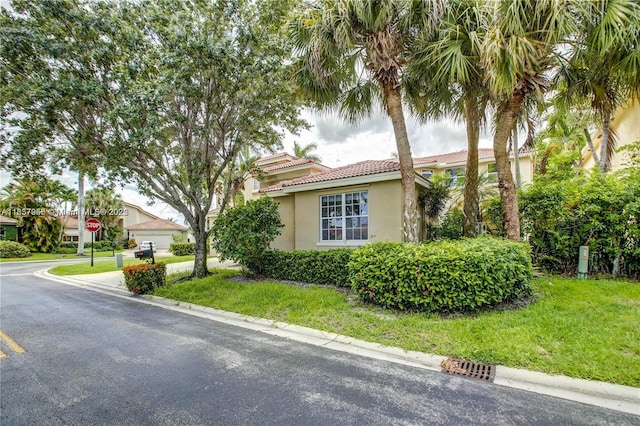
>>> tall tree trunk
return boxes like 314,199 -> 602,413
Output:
599,111 -> 612,173
493,93 -> 524,241
381,81 -> 419,243
192,212 -> 209,278
463,96 -> 480,237
76,172 -> 85,256
513,128 -> 522,189
583,128 -> 599,166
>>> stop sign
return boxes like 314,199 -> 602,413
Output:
85,218 -> 101,233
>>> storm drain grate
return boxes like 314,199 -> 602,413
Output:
441,358 -> 495,382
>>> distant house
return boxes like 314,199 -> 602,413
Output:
61,201 -> 185,249
0,215 -> 18,241
126,218 -> 188,250
581,97 -> 640,171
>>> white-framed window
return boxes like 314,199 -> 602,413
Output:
320,191 -> 369,242
445,167 -> 465,187
252,178 -> 260,191
421,170 -> 433,180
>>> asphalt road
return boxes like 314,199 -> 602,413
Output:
1,261 -> 638,425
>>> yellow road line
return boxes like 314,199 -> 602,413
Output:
0,349 -> 7,359
0,329 -> 26,354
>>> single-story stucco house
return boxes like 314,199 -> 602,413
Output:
0,215 -> 19,241
126,218 -> 188,250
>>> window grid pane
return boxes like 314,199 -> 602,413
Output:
320,192 -> 368,242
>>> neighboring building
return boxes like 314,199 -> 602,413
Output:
0,215 -> 18,241
413,148 -> 536,189
581,97 -> 640,171
126,218 -> 188,250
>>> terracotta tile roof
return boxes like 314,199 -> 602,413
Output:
414,148 -> 495,166
60,216 -> 79,228
126,218 -> 188,231
261,157 -> 316,172
255,152 -> 298,164
262,159 -> 400,192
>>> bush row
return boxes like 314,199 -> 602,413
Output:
123,262 -> 167,294
257,249 -> 352,287
169,242 -> 195,256
0,241 -> 31,258
348,238 -> 533,313
56,241 -> 120,251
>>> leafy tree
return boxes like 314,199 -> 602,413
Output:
418,173 -> 450,241
210,197 -> 284,276
1,0 -> 120,256
288,0 -> 443,242
0,177 -> 65,252
293,141 -> 321,163
100,0 -> 303,278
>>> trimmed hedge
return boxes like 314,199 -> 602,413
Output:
123,262 -> 167,294
169,242 -> 195,256
0,241 -> 32,258
349,238 -> 533,313
258,249 -> 352,287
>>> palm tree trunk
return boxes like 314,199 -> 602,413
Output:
463,96 -> 480,237
599,111 -> 612,173
381,80 -> 419,243
493,93 -> 524,241
76,172 -> 85,256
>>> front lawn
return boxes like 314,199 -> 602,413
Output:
154,272 -> 640,387
48,255 -> 196,275
0,251 -> 123,263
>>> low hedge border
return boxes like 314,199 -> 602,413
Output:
0,241 -> 31,258
349,238 -> 533,314
169,242 -> 195,256
257,249 -> 352,287
123,262 -> 167,294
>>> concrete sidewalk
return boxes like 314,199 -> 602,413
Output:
37,261 -> 639,417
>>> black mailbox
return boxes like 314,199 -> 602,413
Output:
134,249 -> 154,263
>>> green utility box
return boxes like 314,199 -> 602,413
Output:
578,246 -> 589,279
115,253 -> 124,268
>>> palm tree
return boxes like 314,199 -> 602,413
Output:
558,0 -> 640,173
481,0 -> 577,241
288,0 -> 442,242
86,186 -> 124,241
293,141 -> 322,163
409,0 -> 489,237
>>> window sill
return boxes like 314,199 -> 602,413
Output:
316,241 -> 368,248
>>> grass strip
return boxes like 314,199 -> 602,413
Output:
155,272 -> 640,387
0,251 -> 123,263
48,255 -> 196,275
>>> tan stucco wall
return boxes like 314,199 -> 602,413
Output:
583,98 -> 640,170
272,195 -> 295,251
283,180 -> 403,251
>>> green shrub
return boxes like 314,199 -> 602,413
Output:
258,249 -> 352,287
0,241 -> 32,258
349,238 -> 533,314
127,239 -> 138,249
123,262 -> 167,294
210,197 -> 283,275
169,242 -> 195,256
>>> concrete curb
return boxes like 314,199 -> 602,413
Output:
37,269 -> 640,416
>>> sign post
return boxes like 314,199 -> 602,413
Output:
85,218 -> 101,267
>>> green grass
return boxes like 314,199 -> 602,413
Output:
0,251 -> 123,262
48,255 -> 196,275
154,273 -> 640,387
